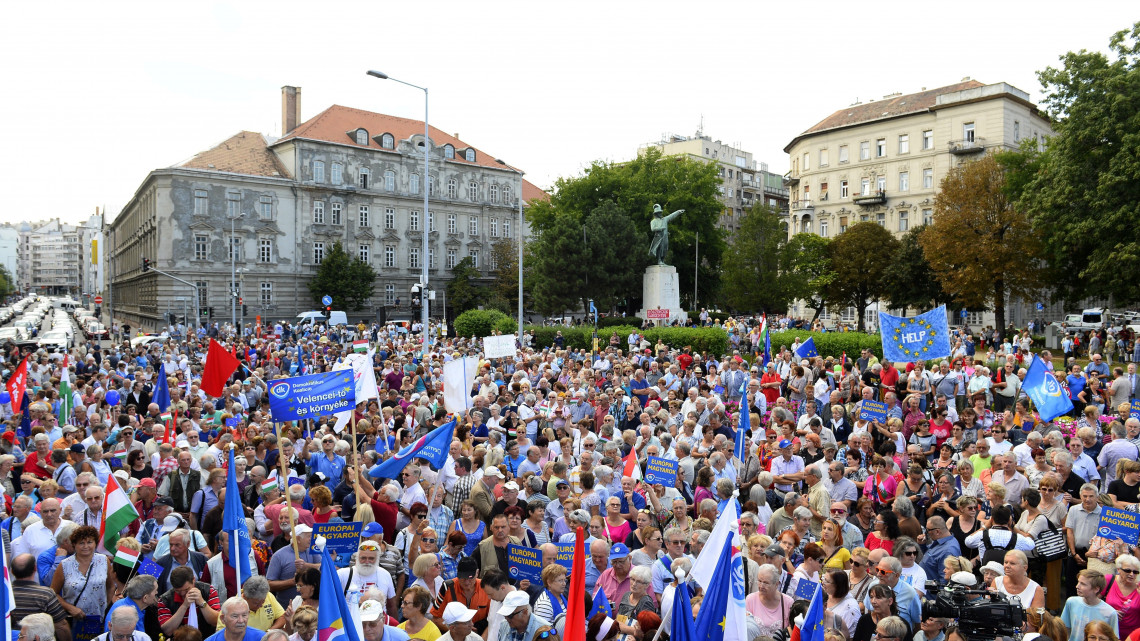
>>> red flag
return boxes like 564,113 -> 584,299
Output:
201,339 -> 240,397
6,357 -> 28,411
163,409 -> 178,445
564,527 -> 586,641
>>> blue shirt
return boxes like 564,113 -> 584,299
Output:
865,578 -> 922,628
618,491 -> 646,515
106,597 -> 147,632
1068,375 -> 1088,401
919,536 -> 961,585
204,628 -> 266,641
307,452 -> 347,485
36,545 -> 62,586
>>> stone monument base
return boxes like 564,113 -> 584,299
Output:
639,264 -> 686,325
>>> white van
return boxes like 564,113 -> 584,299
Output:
295,311 -> 326,328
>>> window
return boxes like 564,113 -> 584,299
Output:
444,145 -> 455,159
923,208 -> 934,226
489,251 -> 497,270
840,180 -> 849,198
860,178 -> 871,196
839,216 -> 848,233
196,281 -> 208,310
355,129 -> 368,145
898,134 -> 909,154
429,176 -> 436,196
385,208 -> 395,230
899,171 -> 909,192
819,149 -> 828,167
429,248 -> 435,268
229,237 -> 242,262
358,168 -> 370,190
876,213 -> 885,226
313,161 -> 325,183
331,163 -> 343,185
260,282 -> 272,306
468,181 -> 479,201
898,211 -> 909,232
503,186 -> 513,205
385,284 -> 395,305
876,176 -> 886,193
359,244 -> 370,263
384,246 -> 395,268
358,205 -> 370,227
838,145 -> 849,163
490,218 -> 498,237
446,248 -> 457,269
802,152 -> 809,171
259,195 -> 273,219
859,141 -> 870,160
820,221 -> 828,238
922,130 -> 933,150
876,138 -> 886,157
226,193 -> 240,217
447,213 -> 457,234
313,242 -> 325,264
429,211 -> 435,232
469,250 -> 479,268
384,170 -> 395,192
447,178 -> 458,199
469,216 -> 478,236
193,190 -> 208,215
194,235 -> 208,261
409,247 -> 420,269
313,201 -> 325,224
465,149 -> 475,162
963,122 -> 975,142
727,188 -> 733,198
1013,121 -> 1020,142
408,210 -> 420,231
923,169 -> 934,189
258,238 -> 272,263
504,218 -> 511,238
410,173 -> 420,194
490,184 -> 499,204
381,133 -> 395,149
331,203 -> 342,225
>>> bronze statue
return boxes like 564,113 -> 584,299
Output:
648,204 -> 684,265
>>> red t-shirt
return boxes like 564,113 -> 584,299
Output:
880,366 -> 899,393
23,451 -> 51,479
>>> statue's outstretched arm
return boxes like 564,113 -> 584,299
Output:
665,209 -> 685,222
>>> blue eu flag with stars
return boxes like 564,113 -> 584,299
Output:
794,337 -> 818,359
879,306 -> 952,362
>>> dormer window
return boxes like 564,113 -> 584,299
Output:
444,144 -> 455,159
355,129 -> 369,145
465,148 -> 476,162
380,133 -> 395,149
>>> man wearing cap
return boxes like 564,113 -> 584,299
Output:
496,590 -> 547,641
597,543 -> 654,607
469,467 -> 502,524
431,557 -> 491,633
491,481 -> 523,520
265,522 -> 319,604
359,599 -> 411,641
338,540 -> 398,615
438,601 -> 481,641
129,477 -> 160,537
770,440 -> 804,499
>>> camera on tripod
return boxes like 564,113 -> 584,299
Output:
920,581 -> 1025,641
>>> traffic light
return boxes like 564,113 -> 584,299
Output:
242,304 -> 248,317
326,305 -> 332,313
141,258 -> 150,272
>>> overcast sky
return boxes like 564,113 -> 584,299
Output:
0,1 -> 1130,226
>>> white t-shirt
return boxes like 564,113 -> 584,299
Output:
337,565 -> 396,602
899,563 -> 928,595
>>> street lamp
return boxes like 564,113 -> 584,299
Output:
495,158 -> 525,345
367,70 -> 430,363
228,212 -> 245,330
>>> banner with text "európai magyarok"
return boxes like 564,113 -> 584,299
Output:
268,370 -> 356,422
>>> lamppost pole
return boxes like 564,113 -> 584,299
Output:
367,70 -> 430,363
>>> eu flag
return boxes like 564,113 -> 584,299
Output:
317,544 -> 362,641
879,306 -> 952,362
223,448 -> 252,584
152,367 -> 171,414
733,393 -> 749,462
693,537 -> 747,641
368,419 -> 456,480
803,580 -> 825,641
267,370 -> 355,422
794,337 -> 818,359
588,587 -> 612,620
1024,355 -> 1074,421
669,577 -> 696,641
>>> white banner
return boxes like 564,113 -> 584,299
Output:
332,350 -> 379,432
443,356 -> 480,414
483,334 -> 516,359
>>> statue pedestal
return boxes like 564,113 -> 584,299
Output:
639,265 -> 686,325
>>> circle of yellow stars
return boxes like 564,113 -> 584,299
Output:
893,317 -> 937,359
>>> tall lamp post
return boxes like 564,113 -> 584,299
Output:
228,212 -> 245,330
367,70 -> 430,363
495,159 -> 525,344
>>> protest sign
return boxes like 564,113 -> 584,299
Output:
860,400 -> 888,423
1097,507 -> 1140,546
507,543 -> 542,582
309,522 -> 364,554
645,456 -> 678,487
555,542 -> 576,570
483,334 -> 516,359
1131,399 -> 1140,420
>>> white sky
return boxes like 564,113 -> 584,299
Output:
0,1 -> 1130,225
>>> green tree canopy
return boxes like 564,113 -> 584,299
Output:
783,233 -> 833,321
486,238 -> 522,314
307,241 -> 377,311
720,205 -> 790,314
886,225 -> 951,312
826,222 -> 899,332
529,213 -> 590,316
582,201 -> 646,313
446,256 -> 483,315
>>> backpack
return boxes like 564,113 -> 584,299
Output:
982,528 -> 1017,566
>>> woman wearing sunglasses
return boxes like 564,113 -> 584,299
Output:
1104,554 -> 1140,640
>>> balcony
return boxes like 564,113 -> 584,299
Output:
783,172 -> 799,187
853,190 -> 887,206
790,199 -> 814,211
948,138 -> 986,154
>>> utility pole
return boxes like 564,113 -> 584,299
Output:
694,232 -> 699,308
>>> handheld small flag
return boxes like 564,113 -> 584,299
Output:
1023,355 -> 1075,422
794,337 -> 819,359
100,473 -> 138,553
223,448 -> 253,587
588,587 -> 613,620
260,478 -> 279,494
57,356 -> 73,426
352,340 -> 368,353
113,544 -> 140,568
317,543 -> 363,641
803,581 -> 825,641
622,450 -> 642,482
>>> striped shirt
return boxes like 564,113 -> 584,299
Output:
11,579 -> 68,628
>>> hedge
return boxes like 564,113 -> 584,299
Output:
454,309 -> 510,338
767,330 -> 883,360
528,325 -> 729,357
598,316 -> 635,329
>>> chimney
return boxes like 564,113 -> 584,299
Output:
281,86 -> 302,135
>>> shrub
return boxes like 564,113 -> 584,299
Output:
493,316 -> 519,335
454,309 -> 509,338
527,325 -> 729,357
768,330 -> 883,360
687,310 -> 730,325
598,316 -> 636,329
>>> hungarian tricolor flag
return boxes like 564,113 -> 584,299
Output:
100,474 -> 138,553
760,314 -> 771,367
57,356 -> 72,425
352,340 -> 368,353
113,544 -> 139,568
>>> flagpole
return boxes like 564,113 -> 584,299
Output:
230,443 -> 244,593
274,421 -> 300,559
351,407 -> 360,499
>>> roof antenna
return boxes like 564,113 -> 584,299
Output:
697,114 -> 703,137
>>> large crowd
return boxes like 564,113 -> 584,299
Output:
3,309 -> 1140,641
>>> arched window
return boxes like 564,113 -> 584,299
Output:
444,144 -> 455,159
355,129 -> 369,145
380,133 -> 394,149
465,148 -> 475,162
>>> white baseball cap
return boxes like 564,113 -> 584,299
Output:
294,523 -> 313,535
359,600 -> 385,622
497,591 -> 530,617
442,602 -> 477,625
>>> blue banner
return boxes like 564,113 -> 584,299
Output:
309,522 -> 363,554
879,306 -> 952,362
1024,355 -> 1075,422
554,543 -> 576,570
223,448 -> 252,583
368,419 -> 456,480
860,400 -> 888,423
645,456 -> 678,487
1097,507 -> 1140,545
507,543 -> 542,582
225,417 -> 242,428
267,370 -> 356,422
795,337 -> 818,359
1130,399 -> 1140,420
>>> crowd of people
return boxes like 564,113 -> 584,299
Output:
2,308 -> 1140,641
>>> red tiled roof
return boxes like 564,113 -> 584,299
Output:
275,104 -> 547,203
786,80 -> 986,150
177,131 -> 291,178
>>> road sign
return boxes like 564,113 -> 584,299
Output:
321,295 -> 332,306
1036,302 -> 1044,311
960,309 -> 968,318
93,296 -> 103,304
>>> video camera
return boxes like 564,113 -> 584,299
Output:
920,581 -> 1025,641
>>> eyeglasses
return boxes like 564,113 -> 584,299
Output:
903,550 -> 917,557
851,561 -> 864,568
668,539 -> 685,545
421,538 -> 437,544
878,569 -> 896,576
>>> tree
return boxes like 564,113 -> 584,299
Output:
886,225 -> 951,312
486,238 -> 522,314
920,154 -> 1045,330
1020,22 -> 1140,304
529,213 -> 591,316
527,146 -> 725,309
582,201 -> 646,312
827,222 -> 900,332
0,265 -> 15,299
307,241 -> 376,311
783,233 -> 833,321
446,257 -> 483,315
720,206 -> 790,313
